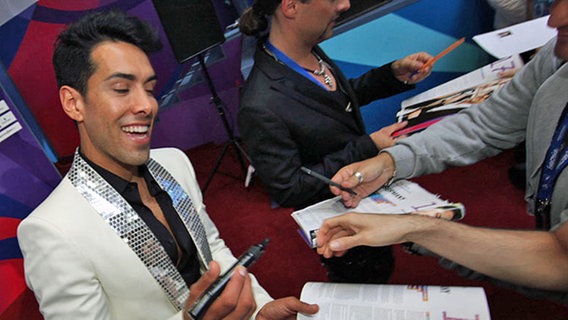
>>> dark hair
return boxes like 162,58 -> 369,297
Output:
53,10 -> 162,96
238,0 -> 282,36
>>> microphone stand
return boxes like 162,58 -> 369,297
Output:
197,53 -> 251,194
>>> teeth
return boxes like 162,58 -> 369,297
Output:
122,125 -> 149,133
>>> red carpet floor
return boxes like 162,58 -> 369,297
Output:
190,143 -> 568,320
4,143 -> 568,320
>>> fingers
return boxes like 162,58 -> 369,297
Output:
188,261 -> 221,301
413,51 -> 434,63
397,52 -> 432,71
384,121 -> 408,135
400,52 -> 434,84
292,300 -> 319,318
316,214 -> 359,257
256,297 -> 319,319
331,171 -> 364,208
183,261 -> 222,320
498,69 -> 517,78
184,261 -> 255,320
371,124 -> 401,150
206,266 -> 255,320
280,297 -> 319,317
393,134 -> 408,142
222,268 -> 255,320
329,165 -> 358,195
329,154 -> 395,207
325,235 -> 361,254
317,228 -> 352,258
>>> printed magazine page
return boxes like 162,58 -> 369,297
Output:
298,282 -> 491,320
399,54 -> 524,111
392,55 -> 524,136
291,180 -> 461,248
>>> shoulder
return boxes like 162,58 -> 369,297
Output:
150,147 -> 187,163
150,147 -> 194,172
532,37 -> 564,71
17,176 -> 108,245
21,177 -> 80,222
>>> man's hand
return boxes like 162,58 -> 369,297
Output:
256,296 -> 319,319
369,121 -> 408,149
330,153 -> 396,207
391,52 -> 433,84
183,261 -> 256,320
316,213 -> 415,258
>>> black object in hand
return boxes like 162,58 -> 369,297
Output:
187,238 -> 270,319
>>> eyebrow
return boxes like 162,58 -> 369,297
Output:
106,73 -> 158,84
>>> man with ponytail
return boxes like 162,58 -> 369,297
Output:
238,0 -> 432,284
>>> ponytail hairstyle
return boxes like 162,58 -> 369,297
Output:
238,0 -> 282,36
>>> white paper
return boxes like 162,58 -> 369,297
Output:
291,180 -> 454,247
473,15 -> 556,58
298,282 -> 491,320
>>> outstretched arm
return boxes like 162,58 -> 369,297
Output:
316,213 -> 568,291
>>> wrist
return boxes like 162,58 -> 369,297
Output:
377,152 -> 397,185
385,168 -> 397,186
405,214 -> 441,244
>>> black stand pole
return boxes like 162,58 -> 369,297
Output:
198,53 -> 250,194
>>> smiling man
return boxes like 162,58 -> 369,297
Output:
17,10 -> 318,320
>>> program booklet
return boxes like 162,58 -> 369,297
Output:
298,282 -> 491,320
291,179 -> 463,248
393,54 -> 524,137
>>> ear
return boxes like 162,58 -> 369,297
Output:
60,85 -> 85,122
280,0 -> 298,17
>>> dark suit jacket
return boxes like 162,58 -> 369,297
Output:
238,42 -> 413,209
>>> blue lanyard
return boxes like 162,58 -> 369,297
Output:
264,40 -> 328,90
535,102 -> 568,229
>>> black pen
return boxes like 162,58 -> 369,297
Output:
300,166 -> 358,196
187,238 -> 270,320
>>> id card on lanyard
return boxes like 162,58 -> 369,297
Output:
536,102 -> 568,229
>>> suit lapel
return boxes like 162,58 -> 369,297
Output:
67,151 -> 193,311
146,158 -> 212,264
255,45 -> 364,134
314,46 -> 367,133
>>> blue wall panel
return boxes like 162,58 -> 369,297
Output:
322,0 -> 495,132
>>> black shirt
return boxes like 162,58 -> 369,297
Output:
80,152 -> 201,286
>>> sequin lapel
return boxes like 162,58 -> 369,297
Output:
67,151 -> 208,310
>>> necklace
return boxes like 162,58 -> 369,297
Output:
263,42 -> 334,90
304,53 -> 333,89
